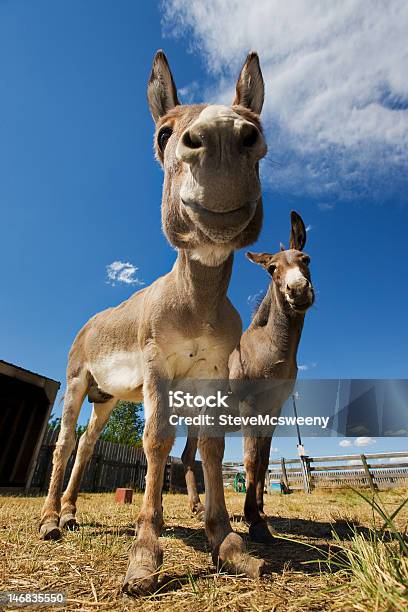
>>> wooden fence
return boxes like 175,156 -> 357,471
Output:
32,430 -> 406,495
223,451 -> 408,493
268,451 -> 408,492
31,427 -> 204,494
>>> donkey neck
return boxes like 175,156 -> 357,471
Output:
257,283 -> 305,362
173,249 -> 233,313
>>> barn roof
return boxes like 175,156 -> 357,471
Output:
0,359 -> 60,400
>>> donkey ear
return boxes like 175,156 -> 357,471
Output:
246,251 -> 270,267
147,50 -> 180,123
280,242 -> 286,252
233,52 -> 264,115
289,211 -> 307,251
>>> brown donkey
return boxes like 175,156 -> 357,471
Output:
39,50 -> 268,593
229,211 -> 314,543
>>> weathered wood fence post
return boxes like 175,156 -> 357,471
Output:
300,455 -> 311,493
360,453 -> 377,492
280,457 -> 289,492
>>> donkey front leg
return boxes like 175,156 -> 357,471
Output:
39,371 -> 88,540
244,435 -> 274,544
199,436 -> 265,578
60,399 -> 117,529
181,433 -> 205,518
123,367 -> 174,595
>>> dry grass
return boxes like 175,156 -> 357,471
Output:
1,488 -> 407,611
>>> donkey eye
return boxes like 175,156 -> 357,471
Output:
302,255 -> 310,265
158,127 -> 173,152
268,264 -> 276,275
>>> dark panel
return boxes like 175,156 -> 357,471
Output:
0,374 -> 49,486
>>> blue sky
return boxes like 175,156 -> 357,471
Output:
1,1 -> 407,461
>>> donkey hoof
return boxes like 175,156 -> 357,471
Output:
122,560 -> 159,596
59,514 -> 79,530
249,520 -> 275,544
39,522 -> 62,541
214,532 -> 266,579
122,543 -> 162,596
241,555 -> 266,578
122,568 -> 158,596
192,503 -> 205,521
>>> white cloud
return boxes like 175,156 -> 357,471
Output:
354,436 -> 376,447
271,446 -> 278,453
298,362 -> 317,371
106,261 -> 144,286
163,1 -> 408,200
178,81 -> 200,103
305,224 -> 313,233
318,202 -> 335,212
339,437 -> 377,448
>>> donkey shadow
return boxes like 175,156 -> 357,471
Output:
80,514 -> 402,579
117,526 -> 339,601
81,521 -> 136,537
161,525 -> 339,575
82,513 -> 400,545
162,511 -> 406,575
230,514 -> 400,543
83,522 -> 336,572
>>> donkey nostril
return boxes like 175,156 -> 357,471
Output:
286,284 -> 291,293
242,125 -> 259,148
182,130 -> 202,150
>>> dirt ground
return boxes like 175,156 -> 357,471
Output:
1,488 -> 407,611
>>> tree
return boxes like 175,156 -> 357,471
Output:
47,402 -> 144,446
48,414 -> 87,438
75,423 -> 87,438
100,401 -> 144,447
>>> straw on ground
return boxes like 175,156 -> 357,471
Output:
1,489 -> 407,611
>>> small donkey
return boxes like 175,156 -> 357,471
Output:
229,211 -> 315,543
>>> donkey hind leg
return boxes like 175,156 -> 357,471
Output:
181,434 -> 205,519
244,435 -> 274,544
243,436 -> 263,523
256,436 -> 273,519
199,436 -> 265,578
60,398 -> 117,529
39,371 -> 88,540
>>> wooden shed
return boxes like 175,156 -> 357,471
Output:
0,360 -> 60,491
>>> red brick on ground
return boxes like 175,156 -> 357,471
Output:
115,488 -> 133,504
